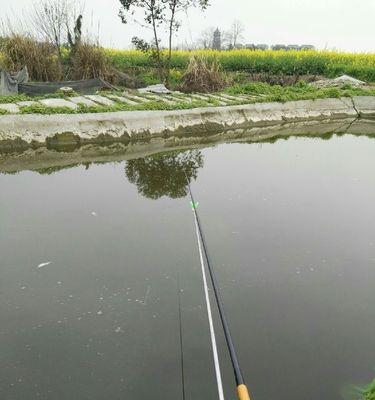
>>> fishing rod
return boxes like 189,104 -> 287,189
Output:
185,174 -> 251,400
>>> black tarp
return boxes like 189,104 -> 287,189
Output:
0,66 -> 114,96
19,78 -> 114,96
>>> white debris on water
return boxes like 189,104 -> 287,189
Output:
97,310 -> 103,315
37,262 -> 51,269
114,327 -> 124,333
91,211 -> 98,217
140,286 -> 151,306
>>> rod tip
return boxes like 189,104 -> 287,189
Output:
237,384 -> 251,400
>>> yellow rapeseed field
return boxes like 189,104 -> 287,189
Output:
106,48 -> 375,81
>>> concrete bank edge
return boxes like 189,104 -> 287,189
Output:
0,96 -> 374,148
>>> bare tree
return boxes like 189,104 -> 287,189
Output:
197,27 -> 215,49
228,19 -> 245,48
28,0 -> 83,61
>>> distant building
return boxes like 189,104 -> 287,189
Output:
255,44 -> 269,50
287,44 -> 300,50
270,44 -> 315,51
236,43 -> 314,51
212,28 -> 221,50
300,44 -> 315,50
271,44 -> 288,51
245,43 -> 255,50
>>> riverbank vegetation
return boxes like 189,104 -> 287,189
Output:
2,39 -> 375,85
363,378 -> 375,400
1,81 -> 375,115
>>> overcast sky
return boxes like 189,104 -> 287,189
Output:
3,0 -> 375,52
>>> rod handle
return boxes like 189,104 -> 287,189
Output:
237,384 -> 251,400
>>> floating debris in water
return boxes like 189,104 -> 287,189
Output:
91,211 -> 98,217
97,310 -> 103,315
37,262 -> 51,269
114,327 -> 124,333
140,286 -> 151,306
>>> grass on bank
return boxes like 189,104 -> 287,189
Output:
0,82 -> 375,115
0,91 -> 81,104
225,81 -> 375,101
16,98 -> 217,115
363,378 -> 375,400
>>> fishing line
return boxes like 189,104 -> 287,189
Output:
193,214 -> 225,400
177,272 -> 186,400
186,173 -> 251,400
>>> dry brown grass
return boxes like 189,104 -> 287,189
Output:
179,56 -> 228,93
69,42 -> 110,80
0,34 -> 112,82
0,34 -> 62,81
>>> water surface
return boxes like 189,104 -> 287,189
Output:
1,134 -> 375,400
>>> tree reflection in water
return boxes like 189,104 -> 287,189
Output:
125,150 -> 204,199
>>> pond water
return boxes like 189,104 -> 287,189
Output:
1,134 -> 375,400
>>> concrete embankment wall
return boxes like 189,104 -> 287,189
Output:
0,96 -> 375,150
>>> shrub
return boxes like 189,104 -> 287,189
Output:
364,379 -> 375,400
68,42 -> 111,80
0,93 -> 29,104
0,34 -> 62,81
179,56 -> 228,93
